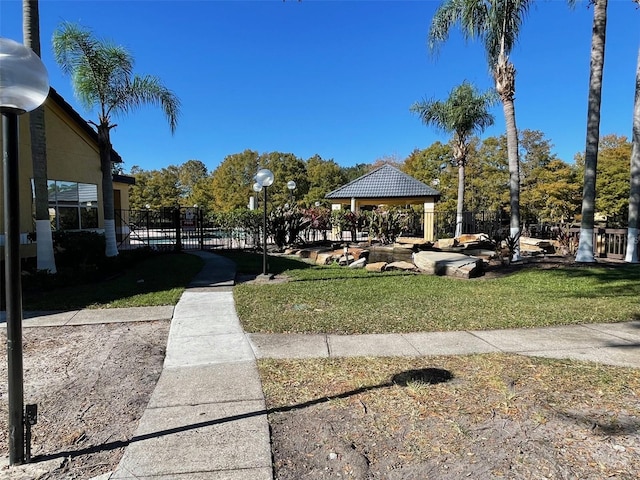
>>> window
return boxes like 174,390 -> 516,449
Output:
38,180 -> 99,231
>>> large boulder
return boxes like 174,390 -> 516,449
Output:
365,262 -> 387,272
413,251 -> 483,279
348,258 -> 367,269
315,252 -> 335,265
385,261 -> 418,272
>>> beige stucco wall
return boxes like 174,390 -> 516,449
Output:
0,96 -> 105,258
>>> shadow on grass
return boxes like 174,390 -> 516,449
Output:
217,250 -> 314,276
32,367 -> 453,465
21,253 -> 204,311
519,263 -> 640,299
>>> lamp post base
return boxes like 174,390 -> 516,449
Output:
255,273 -> 275,282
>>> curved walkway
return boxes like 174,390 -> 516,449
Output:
3,251 -> 640,479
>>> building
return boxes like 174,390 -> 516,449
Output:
325,164 -> 441,241
0,87 -> 133,259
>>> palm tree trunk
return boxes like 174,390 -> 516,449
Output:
625,46 -> 640,263
455,161 -> 465,238
576,0 -> 608,263
502,96 -> 521,261
97,124 -> 119,257
23,0 -> 57,273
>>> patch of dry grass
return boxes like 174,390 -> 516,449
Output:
260,354 -> 640,478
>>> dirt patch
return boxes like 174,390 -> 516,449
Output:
0,321 -> 169,479
261,356 -> 640,479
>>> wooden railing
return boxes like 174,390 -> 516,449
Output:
568,227 -> 632,260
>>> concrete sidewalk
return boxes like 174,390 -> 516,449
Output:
110,251 -> 272,479
3,250 -> 640,480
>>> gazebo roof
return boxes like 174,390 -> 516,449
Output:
326,164 -> 440,199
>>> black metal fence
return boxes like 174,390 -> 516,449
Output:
434,210 -> 507,240
115,208 -> 261,251
115,207 -> 637,260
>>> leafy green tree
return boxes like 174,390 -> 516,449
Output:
341,163 -> 372,183
129,165 -> 182,209
467,135 -> 510,213
576,0 -> 608,262
178,159 -> 208,203
411,81 -> 496,237
429,0 -> 533,258
210,150 -> 260,212
595,135 -> 631,222
626,46 -> 640,263
523,159 -> 581,223
53,22 -> 180,256
519,129 -> 562,221
304,155 -> 347,207
402,144 -> 452,186
257,152 -> 309,207
190,175 -> 216,214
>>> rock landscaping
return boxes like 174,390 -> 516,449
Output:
284,233 -> 562,279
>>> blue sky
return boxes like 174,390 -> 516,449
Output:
1,0 -> 638,174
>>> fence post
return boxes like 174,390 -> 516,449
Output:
198,208 -> 204,250
174,208 -> 182,252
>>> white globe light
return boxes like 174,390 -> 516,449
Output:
252,182 -> 263,193
255,168 -> 274,187
287,180 -> 297,190
0,37 -> 49,113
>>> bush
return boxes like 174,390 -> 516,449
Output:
269,205 -> 305,249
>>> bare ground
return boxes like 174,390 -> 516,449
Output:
261,356 -> 640,480
0,321 -> 169,480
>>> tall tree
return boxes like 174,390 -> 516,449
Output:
23,0 -> 56,272
257,152 -> 309,207
52,22 -> 180,256
304,155 -> 346,207
411,81 -> 496,237
575,0 -> 608,262
626,46 -> 640,263
211,150 -> 261,212
429,0 -> 532,258
178,159 -> 208,204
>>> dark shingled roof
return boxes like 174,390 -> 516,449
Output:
326,164 -> 440,199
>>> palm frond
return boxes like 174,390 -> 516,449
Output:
112,75 -> 181,134
52,22 -> 179,133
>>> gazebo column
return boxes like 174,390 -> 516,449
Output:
350,197 -> 357,212
331,203 -> 342,240
424,200 -> 435,241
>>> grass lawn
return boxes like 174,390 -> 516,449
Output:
227,251 -> 640,334
22,252 -> 204,310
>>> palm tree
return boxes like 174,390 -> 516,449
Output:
429,0 -> 532,260
410,82 -> 496,238
52,22 -> 180,256
23,0 -> 57,272
625,46 -> 639,263
575,0 -> 608,262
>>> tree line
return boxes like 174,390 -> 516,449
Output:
128,131 -> 633,228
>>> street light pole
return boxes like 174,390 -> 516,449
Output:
0,37 -> 50,466
262,185 -> 268,274
287,180 -> 296,205
255,168 -> 274,277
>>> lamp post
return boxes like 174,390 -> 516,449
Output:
287,180 -> 296,205
255,168 -> 274,277
0,37 -> 49,466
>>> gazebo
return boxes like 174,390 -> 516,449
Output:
325,164 -> 440,240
